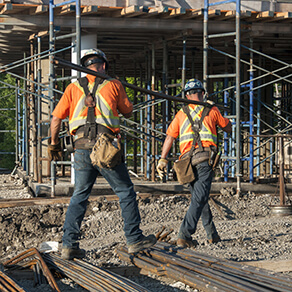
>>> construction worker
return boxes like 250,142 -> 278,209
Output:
156,78 -> 232,248
48,48 -> 156,260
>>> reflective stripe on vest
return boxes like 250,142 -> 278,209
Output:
179,105 -> 217,147
69,79 -> 120,133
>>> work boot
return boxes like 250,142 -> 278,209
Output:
61,247 -> 86,260
127,234 -> 157,253
207,234 -> 221,244
177,238 -> 198,249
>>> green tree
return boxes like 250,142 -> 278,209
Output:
0,74 -> 17,170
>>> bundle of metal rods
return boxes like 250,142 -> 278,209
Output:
3,248 -> 60,292
0,270 -> 28,292
117,242 -> 292,292
43,253 -> 150,292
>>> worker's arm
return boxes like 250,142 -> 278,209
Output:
50,116 -> 62,145
161,135 -> 175,159
123,111 -> 132,119
222,120 -> 232,133
156,135 -> 175,179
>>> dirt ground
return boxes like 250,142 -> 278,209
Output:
0,173 -> 292,291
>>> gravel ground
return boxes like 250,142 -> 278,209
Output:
0,173 -> 292,291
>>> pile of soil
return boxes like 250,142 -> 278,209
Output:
0,173 -> 291,291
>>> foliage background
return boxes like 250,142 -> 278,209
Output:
0,74 -> 17,170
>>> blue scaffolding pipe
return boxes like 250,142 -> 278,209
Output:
22,91 -> 27,171
140,110 -> 144,173
209,0 -> 235,6
256,83 -> 261,177
208,46 -> 292,96
223,78 -> 229,182
249,68 -> 254,182
146,83 -> 151,180
15,80 -> 19,163
17,88 -> 21,164
51,0 -> 77,8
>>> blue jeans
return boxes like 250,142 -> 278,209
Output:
178,161 -> 218,241
62,149 -> 143,248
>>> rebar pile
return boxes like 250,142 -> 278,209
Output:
3,248 -> 60,292
0,270 -> 28,292
43,253 -> 150,292
117,242 -> 292,292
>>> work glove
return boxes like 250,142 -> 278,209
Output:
48,141 -> 62,161
156,158 -> 168,179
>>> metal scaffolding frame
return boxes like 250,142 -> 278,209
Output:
0,3 -> 291,195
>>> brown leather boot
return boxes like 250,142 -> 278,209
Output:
61,247 -> 86,260
177,238 -> 198,249
127,234 -> 157,253
207,235 -> 221,244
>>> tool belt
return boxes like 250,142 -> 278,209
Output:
74,124 -> 115,150
181,147 -> 212,166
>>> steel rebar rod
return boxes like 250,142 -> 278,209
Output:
118,247 -> 239,292
166,244 -> 292,288
52,56 -> 229,111
4,248 -> 60,292
44,253 -> 150,292
0,270 -> 28,292
148,248 -> 268,292
118,243 -> 292,292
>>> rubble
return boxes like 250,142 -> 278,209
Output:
0,173 -> 291,291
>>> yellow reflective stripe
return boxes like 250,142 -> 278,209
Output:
69,79 -> 120,132
179,106 -> 217,147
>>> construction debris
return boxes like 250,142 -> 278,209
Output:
2,248 -> 151,292
117,242 -> 292,292
43,253 -> 150,292
0,270 -> 28,292
3,248 -> 60,292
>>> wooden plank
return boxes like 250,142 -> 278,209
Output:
180,8 -> 203,20
242,259 -> 292,272
56,4 -> 76,15
29,5 -> 48,15
223,10 -> 251,19
208,9 -> 221,19
111,5 -> 148,18
81,5 -> 98,15
0,3 -> 12,15
161,8 -> 186,19
256,10 -> 275,19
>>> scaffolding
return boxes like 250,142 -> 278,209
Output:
0,2 -> 292,195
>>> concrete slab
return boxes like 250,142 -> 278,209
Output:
28,175 -> 292,197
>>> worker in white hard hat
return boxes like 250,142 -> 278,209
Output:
49,48 -> 157,260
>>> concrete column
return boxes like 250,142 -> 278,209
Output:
70,34 -> 97,184
71,34 -> 97,79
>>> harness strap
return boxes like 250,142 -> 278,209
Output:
77,77 -> 103,140
183,104 -> 213,154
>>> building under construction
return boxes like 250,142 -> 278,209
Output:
0,0 -> 292,196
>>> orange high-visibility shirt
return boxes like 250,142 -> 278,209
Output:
52,74 -> 133,135
166,104 -> 230,156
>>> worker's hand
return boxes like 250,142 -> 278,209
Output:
156,158 -> 168,179
206,100 -> 215,106
48,141 -> 62,161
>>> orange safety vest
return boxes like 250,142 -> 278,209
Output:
52,74 -> 133,135
166,104 -> 229,156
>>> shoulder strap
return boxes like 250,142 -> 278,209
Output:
78,77 -> 104,140
183,105 -> 213,153
78,77 -> 90,96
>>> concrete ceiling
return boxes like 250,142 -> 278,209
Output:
0,3 -> 292,80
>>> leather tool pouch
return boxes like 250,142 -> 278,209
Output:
173,156 -> 195,185
173,104 -> 214,185
90,133 -> 122,169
